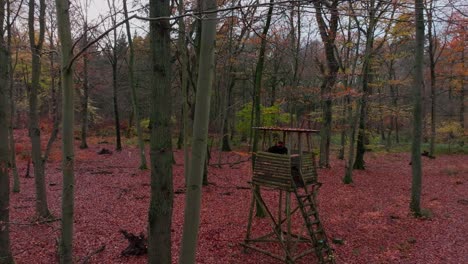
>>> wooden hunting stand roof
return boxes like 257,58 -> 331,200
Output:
252,126 -> 320,134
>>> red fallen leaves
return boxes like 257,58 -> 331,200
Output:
8,136 -> 468,264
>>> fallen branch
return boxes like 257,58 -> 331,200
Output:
8,217 -> 61,226
80,245 -> 106,264
210,157 -> 251,168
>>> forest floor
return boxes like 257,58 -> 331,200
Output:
8,131 -> 468,264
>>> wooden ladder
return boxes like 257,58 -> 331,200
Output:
292,184 -> 335,264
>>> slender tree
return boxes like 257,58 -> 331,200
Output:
176,0 -> 191,183
179,0 -> 217,262
352,0 -> 393,169
104,0 -> 122,151
55,0 -> 76,261
410,0 -> 424,216
123,0 -> 147,169
28,0 -> 53,219
251,0 -> 274,218
426,0 -> 437,157
458,25 -> 466,131
342,13 -> 362,183
311,0 -> 340,168
79,0 -> 90,149
7,0 -> 20,193
147,0 -> 174,262
0,0 -> 15,262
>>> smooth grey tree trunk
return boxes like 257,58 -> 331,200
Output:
55,0 -> 76,261
147,0 -> 174,263
28,0 -> 52,219
410,0 -> 424,216
179,0 -> 217,262
0,1 -> 15,262
123,0 -> 147,169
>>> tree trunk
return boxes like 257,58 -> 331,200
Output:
220,20 -> 235,153
343,100 -> 361,184
312,0 -> 340,168
176,0 -> 191,183
0,0 -> 15,261
80,23 -> 89,149
379,88 -> 385,142
123,0 -> 147,169
353,4 -> 379,170
427,1 -> 436,157
221,113 -> 232,151
460,35 -> 465,132
338,98 -> 347,160
410,0 -> 424,216
28,0 -> 52,219
252,0 -> 274,218
179,0 -> 217,262
55,0 -> 76,262
113,61 -> 122,151
6,0 -> 19,193
106,0 -> 122,152
147,0 -> 174,263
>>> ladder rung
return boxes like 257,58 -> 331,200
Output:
302,201 -> 315,207
306,220 -> 321,226
306,210 -> 317,216
296,193 -> 312,199
314,229 -> 324,234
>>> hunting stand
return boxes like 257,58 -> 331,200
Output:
241,127 -> 335,264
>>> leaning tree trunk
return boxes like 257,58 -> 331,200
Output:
55,0 -> 76,261
123,0 -> 147,169
410,0 -> 424,216
0,1 -> 15,261
147,0 -> 174,263
28,0 -> 52,219
179,0 -> 217,264
179,0 -> 217,262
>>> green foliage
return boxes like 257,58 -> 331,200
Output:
436,121 -> 464,143
140,118 -> 150,130
235,103 -> 290,136
434,121 -> 467,153
138,118 -> 175,131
